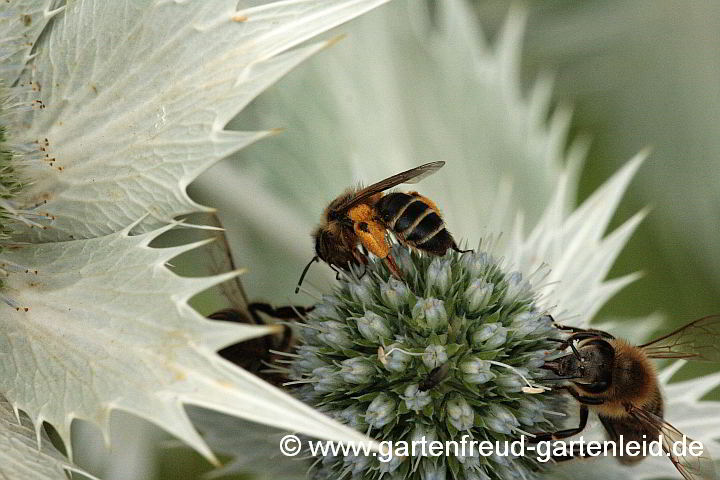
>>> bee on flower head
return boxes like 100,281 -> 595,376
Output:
538,316 -> 720,480
296,161 -> 469,292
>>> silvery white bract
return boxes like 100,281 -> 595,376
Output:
0,395 -> 95,480
192,0 -> 585,300
511,1 -> 720,321
191,0 -> 720,478
0,0 -> 393,472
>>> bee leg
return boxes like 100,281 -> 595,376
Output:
384,255 -> 403,279
248,302 -> 313,351
560,385 -> 605,405
451,241 -> 473,254
248,303 -> 314,320
530,404 -> 589,443
329,264 -> 344,281
553,323 -> 616,340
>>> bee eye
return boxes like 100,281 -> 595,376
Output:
358,222 -> 370,232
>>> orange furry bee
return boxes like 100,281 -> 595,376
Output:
537,317 -> 720,479
296,162 -> 466,292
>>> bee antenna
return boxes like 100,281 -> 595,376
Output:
295,256 -> 319,294
569,342 -> 582,360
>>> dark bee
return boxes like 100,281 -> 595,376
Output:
536,317 -> 720,479
419,363 -> 451,391
202,213 -> 310,385
296,161 -> 467,292
209,304 -> 310,386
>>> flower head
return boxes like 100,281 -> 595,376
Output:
289,245 -> 564,479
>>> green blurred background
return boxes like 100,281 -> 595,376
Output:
474,0 -> 720,327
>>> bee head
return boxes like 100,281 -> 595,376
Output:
314,227 -> 356,269
545,339 -> 615,386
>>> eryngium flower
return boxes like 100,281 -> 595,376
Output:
289,245 -> 565,479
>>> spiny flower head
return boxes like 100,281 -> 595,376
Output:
0,86 -> 26,246
289,244 -> 566,479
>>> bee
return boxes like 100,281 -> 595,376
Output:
296,161 -> 467,293
419,363 -> 451,391
202,213 -> 310,385
536,316 -> 720,479
209,304 -> 310,386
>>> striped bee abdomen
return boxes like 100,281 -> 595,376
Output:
376,192 -> 456,256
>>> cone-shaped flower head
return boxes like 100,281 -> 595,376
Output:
289,245 -> 564,479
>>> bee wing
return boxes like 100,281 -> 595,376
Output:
334,161 -> 445,212
628,405 -> 717,480
639,315 -> 720,361
204,213 -> 250,314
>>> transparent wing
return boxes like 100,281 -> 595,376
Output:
204,213 -> 249,315
334,161 -> 445,212
640,315 -> 720,361
628,405 -> 717,480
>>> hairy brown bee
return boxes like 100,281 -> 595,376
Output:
537,317 -> 720,479
296,161 -> 467,292
418,362 -> 451,391
201,213 -> 310,385
209,304 -> 310,386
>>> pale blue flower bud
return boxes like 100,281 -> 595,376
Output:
380,277 -> 410,309
510,311 -> 541,338
427,257 -> 452,293
356,310 -> 392,343
503,271 -> 531,304
516,397 -> 544,426
410,423 -> 437,444
311,302 -> 340,321
485,404 -> 519,434
535,313 -> 555,335
461,251 -> 491,277
317,321 -> 352,349
471,323 -> 507,349
422,344 -> 448,369
338,405 -> 366,430
456,445 -> 481,467
464,279 -> 493,311
522,350 -> 547,369
340,357 -> 375,384
403,384 -> 432,411
391,244 -> 413,273
383,343 -> 413,372
312,366 -> 343,393
365,393 -> 396,428
496,367 -> 529,392
377,453 -> 404,474
446,396 -> 474,431
459,357 -> 494,384
349,277 -> 374,304
463,469 -> 491,480
345,454 -> 370,475
294,346 -> 326,372
423,465 -> 447,480
412,297 -> 448,332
